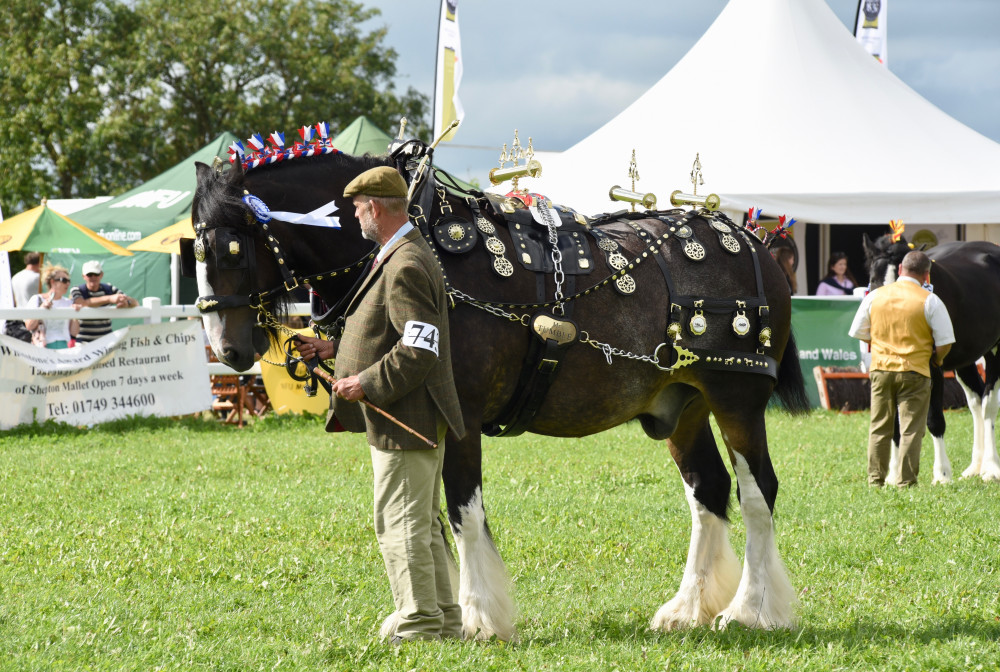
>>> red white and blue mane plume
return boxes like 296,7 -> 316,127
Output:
228,122 -> 341,173
743,207 -> 797,247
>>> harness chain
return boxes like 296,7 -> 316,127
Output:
537,203 -> 566,315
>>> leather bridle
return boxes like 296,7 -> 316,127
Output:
183,207 -> 376,323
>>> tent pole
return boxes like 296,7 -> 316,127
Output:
170,254 -> 179,306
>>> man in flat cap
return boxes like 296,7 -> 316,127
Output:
296,165 -> 465,642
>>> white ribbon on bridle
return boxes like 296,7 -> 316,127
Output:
244,194 -> 341,229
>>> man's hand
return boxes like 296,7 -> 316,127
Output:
114,293 -> 136,308
294,334 -> 336,361
934,343 -> 952,367
332,375 -> 365,401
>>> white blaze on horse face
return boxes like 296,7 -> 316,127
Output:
650,480 -> 740,631
882,263 -> 897,286
452,486 -> 517,641
716,453 -> 798,630
195,260 -> 225,356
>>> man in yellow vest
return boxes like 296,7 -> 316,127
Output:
849,250 -> 954,486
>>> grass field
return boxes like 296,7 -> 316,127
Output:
1,409 -> 998,671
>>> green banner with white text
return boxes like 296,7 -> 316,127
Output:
790,296 -> 864,408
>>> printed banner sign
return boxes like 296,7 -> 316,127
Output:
0,320 -> 212,428
854,0 -> 888,65
433,0 -> 464,142
791,297 -> 864,408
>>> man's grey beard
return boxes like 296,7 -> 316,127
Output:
359,211 -> 378,242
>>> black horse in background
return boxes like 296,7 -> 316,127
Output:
863,234 -> 1000,483
188,137 -> 810,640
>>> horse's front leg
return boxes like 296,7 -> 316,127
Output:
926,366 -> 952,484
712,406 -> 798,630
954,369 -> 985,480
441,431 -> 517,641
886,415 -> 902,485
651,398 -> 740,631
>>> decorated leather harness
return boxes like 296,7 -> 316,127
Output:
402,151 -> 778,436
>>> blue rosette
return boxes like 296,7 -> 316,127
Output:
243,194 -> 272,223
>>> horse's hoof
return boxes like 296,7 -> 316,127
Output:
932,474 -> 952,485
960,466 -> 980,480
980,469 -> 1000,482
713,606 -> 797,631
650,602 -> 702,631
460,615 -> 517,642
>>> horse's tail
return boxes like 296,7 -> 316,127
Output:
772,330 -> 811,415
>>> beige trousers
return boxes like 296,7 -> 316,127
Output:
868,370 -> 932,486
370,429 -> 461,641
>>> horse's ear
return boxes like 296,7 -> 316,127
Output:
195,161 -> 214,182
862,233 -> 874,257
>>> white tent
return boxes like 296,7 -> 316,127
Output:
527,0 -> 1000,227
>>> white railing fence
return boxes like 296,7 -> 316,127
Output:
0,298 -> 311,376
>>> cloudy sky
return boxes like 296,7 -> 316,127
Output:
362,0 -> 1000,183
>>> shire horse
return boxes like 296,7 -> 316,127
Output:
863,234 -> 1000,483
188,140 -> 810,639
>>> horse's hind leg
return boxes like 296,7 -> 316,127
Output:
978,382 -> 1000,481
950,365 -> 982,481
961,356 -> 1000,481
712,403 -> 798,630
651,396 -> 741,631
441,433 -> 516,641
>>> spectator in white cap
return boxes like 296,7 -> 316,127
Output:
70,260 -> 138,344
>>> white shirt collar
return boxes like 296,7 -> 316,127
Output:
375,221 -> 414,264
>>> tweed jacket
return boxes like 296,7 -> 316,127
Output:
327,228 -> 466,449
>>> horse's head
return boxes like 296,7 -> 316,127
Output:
187,152 -> 382,370
862,233 -> 911,290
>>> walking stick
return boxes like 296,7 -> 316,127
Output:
313,367 -> 438,449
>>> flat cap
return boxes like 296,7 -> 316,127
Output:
343,166 -> 408,199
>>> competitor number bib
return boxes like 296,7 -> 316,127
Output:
402,320 -> 440,356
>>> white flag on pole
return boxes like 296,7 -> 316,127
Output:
854,0 -> 888,66
433,0 -> 463,142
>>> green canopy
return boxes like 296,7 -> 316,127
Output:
332,116 -> 476,192
0,205 -> 133,257
331,116 -> 395,156
50,132 -> 239,305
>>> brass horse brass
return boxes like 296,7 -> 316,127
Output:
532,314 -> 578,346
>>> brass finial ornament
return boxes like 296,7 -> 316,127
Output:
489,129 -> 542,193
669,152 -> 721,211
396,117 -> 408,140
609,149 -> 657,211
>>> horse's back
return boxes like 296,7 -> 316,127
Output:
930,241 -> 1000,274
929,241 -> 1000,366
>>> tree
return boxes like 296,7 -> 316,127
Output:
131,0 -> 428,165
0,0 -> 428,214
0,0 -> 157,210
